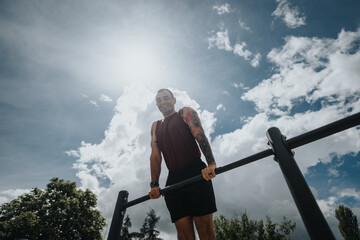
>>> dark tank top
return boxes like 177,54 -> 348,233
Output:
155,111 -> 201,171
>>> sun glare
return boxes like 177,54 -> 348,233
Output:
118,44 -> 163,82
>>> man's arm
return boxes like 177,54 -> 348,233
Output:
180,107 -> 216,181
149,121 -> 162,199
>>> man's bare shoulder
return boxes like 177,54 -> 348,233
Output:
179,107 -> 196,117
151,121 -> 158,135
179,107 -> 201,126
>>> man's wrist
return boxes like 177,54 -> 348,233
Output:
208,161 -> 216,167
150,181 -> 159,188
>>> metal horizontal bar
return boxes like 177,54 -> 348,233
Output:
123,149 -> 273,209
122,112 -> 360,210
287,112 -> 360,149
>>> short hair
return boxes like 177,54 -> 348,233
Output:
157,88 -> 174,98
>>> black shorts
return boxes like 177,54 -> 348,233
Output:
164,159 -> 217,223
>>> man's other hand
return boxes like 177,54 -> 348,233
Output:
202,162 -> 216,181
149,187 -> 161,199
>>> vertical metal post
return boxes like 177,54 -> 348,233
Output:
107,190 -> 129,240
266,127 -> 335,240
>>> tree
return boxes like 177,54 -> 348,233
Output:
139,209 -> 162,240
120,215 -> 132,240
120,215 -> 140,240
335,204 -> 360,240
0,177 -> 106,240
213,215 -> 242,240
213,213 -> 296,240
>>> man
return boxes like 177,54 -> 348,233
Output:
148,89 -> 217,240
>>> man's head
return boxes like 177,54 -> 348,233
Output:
156,89 -> 176,117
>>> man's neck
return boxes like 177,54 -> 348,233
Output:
163,111 -> 176,118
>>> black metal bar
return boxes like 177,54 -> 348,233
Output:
108,190 -> 129,240
123,149 -> 273,209
215,149 -> 273,174
266,127 -> 335,240
108,111 -> 359,240
287,112 -> 360,149
122,112 -> 360,210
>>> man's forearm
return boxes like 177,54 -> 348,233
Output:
197,133 -> 215,165
150,159 -> 161,182
181,107 -> 216,165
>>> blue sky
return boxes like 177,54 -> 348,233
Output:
1,0 -> 360,239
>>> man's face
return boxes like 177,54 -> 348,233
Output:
155,90 -> 176,117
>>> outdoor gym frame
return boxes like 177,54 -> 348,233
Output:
108,112 -> 360,240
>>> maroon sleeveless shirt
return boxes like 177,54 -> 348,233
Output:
155,112 -> 201,171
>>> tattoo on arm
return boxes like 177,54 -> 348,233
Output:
183,110 -> 200,127
182,107 -> 215,165
197,132 -> 215,165
188,110 -> 215,164
190,110 -> 201,127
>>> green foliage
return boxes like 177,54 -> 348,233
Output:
335,204 -> 360,240
0,177 -> 106,240
214,215 -> 242,239
120,215 -> 140,240
213,213 -> 296,240
139,209 -> 162,240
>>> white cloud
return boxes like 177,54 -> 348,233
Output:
90,100 -> 98,109
229,28 -> 360,238
69,83 -> 360,238
208,29 -> 233,51
233,43 -> 261,68
316,196 -> 344,238
251,52 -> 262,68
69,85 -> 162,236
233,82 -> 250,90
233,42 -> 252,60
83,94 -> 100,109
327,160 -> 344,178
2,2 -> 358,239
66,149 -> 80,158
0,189 -> 30,205
216,104 -> 226,111
328,168 -> 339,177
222,90 -> 230,95
67,27 -> 359,239
208,31 -> 261,67
99,94 -> 113,102
208,30 -> 360,238
272,0 -> 306,29
242,28 -> 360,114
213,3 -> 231,15
213,106 -> 360,172
210,105 -> 359,239
331,187 -> 360,201
239,19 -> 251,31
316,196 -> 337,217
68,85 -> 217,238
